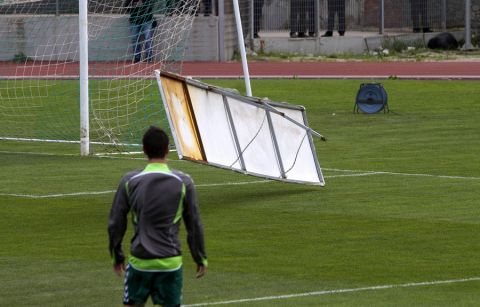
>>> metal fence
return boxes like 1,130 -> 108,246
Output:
236,0 -> 467,38
0,0 -> 78,14
0,0 -> 473,60
0,0 -> 129,15
0,0 -> 467,35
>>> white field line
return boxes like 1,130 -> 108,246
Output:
0,180 -> 272,199
183,277 -> 480,306
0,168 -> 476,199
324,172 -> 379,178
1,190 -> 117,199
2,151 -> 479,181
0,175 -> 373,199
324,168 -> 480,181
0,150 -> 78,157
1,150 -> 479,198
0,150 -> 171,160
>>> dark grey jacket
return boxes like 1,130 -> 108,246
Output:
108,163 -> 207,267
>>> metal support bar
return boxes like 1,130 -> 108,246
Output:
261,100 -> 327,141
266,111 -> 286,178
222,95 -> 247,171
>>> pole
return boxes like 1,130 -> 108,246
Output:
249,0 -> 254,41
441,0 -> 447,32
79,0 -> 89,155
379,0 -> 384,35
463,0 -> 473,50
218,0 -> 225,61
232,0 -> 253,96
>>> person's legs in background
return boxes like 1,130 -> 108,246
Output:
306,0 -> 315,37
420,0 -> 430,32
130,24 -> 142,63
254,0 -> 264,38
203,0 -> 212,16
410,0 -> 421,32
322,0 -> 335,36
296,0 -> 308,37
290,0 -> 300,37
142,22 -> 154,62
337,0 -> 345,36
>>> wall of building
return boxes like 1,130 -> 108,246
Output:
0,14 -> 229,62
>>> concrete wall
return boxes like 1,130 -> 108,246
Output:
185,14 -> 238,61
0,14 -> 230,62
253,31 -> 465,56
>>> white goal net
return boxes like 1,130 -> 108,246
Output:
0,0 -> 200,153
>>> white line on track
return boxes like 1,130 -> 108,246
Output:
183,277 -> 480,306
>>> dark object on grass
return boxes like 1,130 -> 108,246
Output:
354,83 -> 389,114
427,32 -> 459,50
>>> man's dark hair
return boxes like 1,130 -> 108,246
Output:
142,126 -> 169,159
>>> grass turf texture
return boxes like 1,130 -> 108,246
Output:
0,79 -> 479,306
0,79 -> 164,147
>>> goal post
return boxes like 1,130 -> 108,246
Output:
0,0 -> 201,154
79,0 -> 89,156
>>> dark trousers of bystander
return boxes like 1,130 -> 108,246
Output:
253,0 -> 264,38
410,0 -> 430,32
290,0 -> 315,37
326,0 -> 345,34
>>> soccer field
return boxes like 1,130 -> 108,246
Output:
1,79 -> 479,306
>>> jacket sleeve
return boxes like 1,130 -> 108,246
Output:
108,176 -> 131,265
182,176 -> 208,266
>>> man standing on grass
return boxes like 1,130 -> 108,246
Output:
108,126 -> 207,307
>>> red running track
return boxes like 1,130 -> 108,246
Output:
181,61 -> 480,79
1,61 -> 480,79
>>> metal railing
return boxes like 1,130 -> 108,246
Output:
0,0 -> 468,35
237,0 -> 466,38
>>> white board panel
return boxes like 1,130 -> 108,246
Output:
159,77 -> 203,161
270,107 -> 321,183
226,97 -> 281,178
156,70 -> 325,186
187,85 -> 242,170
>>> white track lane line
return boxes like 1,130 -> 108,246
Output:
183,277 -> 480,306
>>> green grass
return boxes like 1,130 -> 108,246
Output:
1,79 -> 479,306
0,79 -> 164,146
